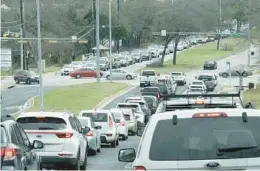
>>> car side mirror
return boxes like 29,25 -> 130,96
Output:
82,127 -> 91,134
118,148 -> 136,162
95,126 -> 102,129
32,140 -> 44,149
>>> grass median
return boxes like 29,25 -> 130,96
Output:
136,38 -> 247,74
27,82 -> 128,114
243,85 -> 260,109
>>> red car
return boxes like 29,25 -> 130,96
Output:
70,68 -> 103,78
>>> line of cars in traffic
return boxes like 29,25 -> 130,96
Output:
1,91 -> 164,170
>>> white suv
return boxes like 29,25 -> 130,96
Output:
118,108 -> 260,170
79,110 -> 120,148
17,112 -> 88,170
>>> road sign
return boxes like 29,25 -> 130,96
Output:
71,36 -> 77,43
78,40 -> 88,44
48,40 -> 57,43
161,30 -> 167,36
152,32 -> 160,36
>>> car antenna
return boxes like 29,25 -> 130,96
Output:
242,112 -> 247,122
172,115 -> 178,125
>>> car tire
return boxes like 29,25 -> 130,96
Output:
126,75 -> 132,80
121,135 -> 127,140
222,73 -> 228,78
140,83 -> 143,87
80,150 -> 87,170
61,73 -> 64,76
106,75 -> 110,80
26,78 -> 31,84
97,140 -> 101,153
71,153 -> 80,170
243,73 -> 248,77
111,139 -> 116,148
15,78 -> 19,84
89,148 -> 97,156
76,74 -> 81,79
116,137 -> 119,146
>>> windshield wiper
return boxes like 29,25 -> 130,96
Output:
218,146 -> 257,153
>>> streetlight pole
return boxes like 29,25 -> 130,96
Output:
36,0 -> 44,111
20,28 -> 23,70
219,0 -> 222,47
95,0 -> 101,83
247,0 -> 251,66
109,0 -> 112,82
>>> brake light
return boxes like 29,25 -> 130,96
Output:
120,121 -> 126,126
0,147 -> 16,160
157,95 -> 160,99
192,112 -> 227,118
134,166 -> 146,171
85,131 -> 93,136
106,133 -> 113,136
195,99 -> 204,104
108,117 -> 113,128
56,132 -> 73,138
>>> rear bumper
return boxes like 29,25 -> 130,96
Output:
36,151 -> 77,165
100,134 -> 116,143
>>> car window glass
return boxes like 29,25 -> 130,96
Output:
78,118 -> 89,127
16,124 -> 30,147
10,126 -> 19,145
74,117 -> 82,132
17,117 -> 67,130
69,117 -> 78,131
149,117 -> 260,161
82,113 -> 108,122
1,126 -> 7,144
12,125 -> 24,147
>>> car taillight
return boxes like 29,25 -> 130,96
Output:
0,147 -> 16,160
85,131 -> 93,136
134,166 -> 146,171
157,95 -> 160,99
120,121 -> 126,126
108,117 -> 113,128
192,112 -> 227,118
56,132 -> 73,138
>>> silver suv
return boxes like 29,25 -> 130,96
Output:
17,112 -> 88,170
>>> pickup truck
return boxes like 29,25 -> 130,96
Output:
140,70 -> 159,87
195,74 -> 218,91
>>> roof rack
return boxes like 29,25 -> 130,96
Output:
162,91 -> 245,111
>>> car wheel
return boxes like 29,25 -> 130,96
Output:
106,75 -> 110,80
222,73 -> 228,78
26,78 -> 31,84
111,139 -> 116,148
121,135 -> 127,140
126,75 -> 132,80
97,140 -> 101,153
89,148 -> 97,156
243,73 -> 248,77
76,74 -> 81,79
15,78 -> 19,84
116,137 -> 119,146
61,73 -> 64,76
71,153 -> 80,170
80,150 -> 87,170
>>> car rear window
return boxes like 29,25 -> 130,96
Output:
1,126 -> 7,144
149,117 -> 260,161
78,118 -> 89,127
111,112 -> 122,123
81,113 -> 107,122
142,71 -> 155,76
171,73 -> 182,76
123,114 -> 131,121
143,88 -> 160,92
17,117 -> 67,130
158,79 -> 167,84
198,75 -> 213,81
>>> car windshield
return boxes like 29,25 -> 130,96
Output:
81,113 -> 107,122
142,71 -> 156,76
117,104 -> 140,112
1,126 -> 7,144
198,75 -> 213,81
149,117 -> 259,161
17,117 -> 67,130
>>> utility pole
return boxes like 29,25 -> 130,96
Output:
217,0 -> 222,50
95,0 -> 101,83
20,0 -> 26,70
20,28 -> 23,70
116,0 -> 120,53
36,0 -> 44,111
92,0 -> 96,48
109,0 -> 112,82
247,0 -> 252,66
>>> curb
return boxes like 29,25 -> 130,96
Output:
94,85 -> 137,109
11,96 -> 35,118
8,85 -> 16,89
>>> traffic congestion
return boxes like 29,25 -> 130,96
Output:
1,33 -> 260,170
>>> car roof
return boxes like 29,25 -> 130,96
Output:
17,112 -> 74,119
79,110 -> 110,113
117,103 -> 140,106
